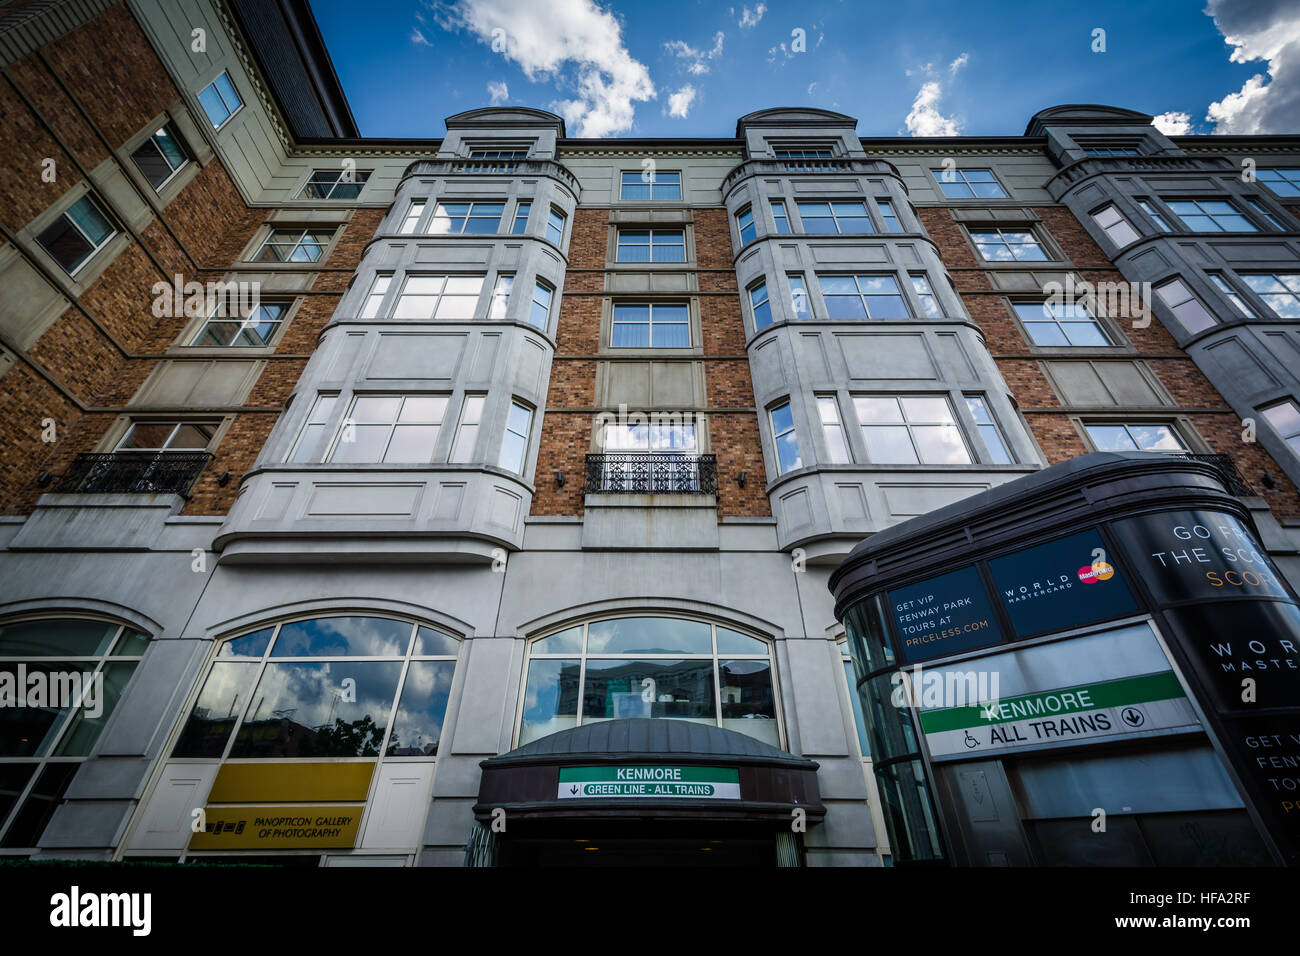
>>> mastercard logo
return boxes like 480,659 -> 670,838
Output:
1078,562 -> 1115,583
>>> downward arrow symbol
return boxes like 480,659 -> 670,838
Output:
570,785 -> 579,795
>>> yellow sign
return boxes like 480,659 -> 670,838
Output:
189,805 -> 364,850
207,761 -> 375,803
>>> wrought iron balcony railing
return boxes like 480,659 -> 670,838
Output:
1179,452 -> 1255,497
585,453 -> 718,495
54,451 -> 213,497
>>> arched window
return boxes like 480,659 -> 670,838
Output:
172,616 -> 459,760
518,616 -> 780,748
0,616 -> 149,850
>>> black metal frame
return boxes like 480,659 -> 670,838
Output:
585,453 -> 718,495
54,452 -> 213,497
1180,452 -> 1254,496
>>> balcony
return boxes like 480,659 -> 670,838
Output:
54,452 -> 213,497
585,453 -> 718,495
1179,452 -> 1255,497
400,158 -> 581,196
722,157 -> 902,196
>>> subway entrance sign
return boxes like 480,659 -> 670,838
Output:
558,765 -> 741,799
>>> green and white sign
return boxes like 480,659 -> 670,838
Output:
920,671 -> 1201,760
558,765 -> 741,800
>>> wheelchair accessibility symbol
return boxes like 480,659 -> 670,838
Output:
963,730 -> 980,749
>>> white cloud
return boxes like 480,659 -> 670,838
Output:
667,84 -> 697,118
807,81 -> 817,95
487,80 -> 509,105
903,54 -> 968,137
435,0 -> 655,137
739,4 -> 766,29
1152,110 -> 1193,135
665,31 -> 724,75
411,27 -> 432,46
1202,0 -> 1300,134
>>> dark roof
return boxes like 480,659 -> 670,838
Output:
487,718 -> 807,765
228,0 -> 358,138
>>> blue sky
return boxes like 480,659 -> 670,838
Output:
308,0 -> 1300,139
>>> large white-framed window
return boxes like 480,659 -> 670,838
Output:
1163,199 -> 1257,233
1012,300 -> 1112,347
596,417 -> 701,490
1261,401 -> 1300,457
35,194 -> 117,276
611,303 -> 690,347
797,200 -> 872,234
327,394 -> 448,464
511,201 -> 531,235
820,274 -> 911,319
771,200 -> 790,234
817,396 -> 851,464
392,274 -> 483,319
616,229 -> 685,263
852,395 -> 971,464
931,167 -> 1007,199
0,616 -> 150,850
1091,204 -> 1141,247
499,401 -> 533,474
429,201 -> 504,234
130,124 -> 189,192
170,615 -> 460,760
1240,273 -> 1300,318
770,401 -> 801,474
298,169 -> 371,200
115,420 -> 218,453
197,71 -> 242,129
1083,421 -> 1188,452
252,228 -> 333,263
969,227 -> 1049,262
1153,278 -> 1217,333
518,616 -> 780,747
188,300 -> 290,348
450,394 -> 485,462
620,170 -> 681,200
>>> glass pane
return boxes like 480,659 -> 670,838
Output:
519,658 -> 580,744
716,627 -> 766,654
387,660 -> 455,756
1087,424 -> 1137,451
218,627 -> 274,658
110,629 -> 150,657
913,424 -> 970,463
901,397 -> 954,423
167,423 -> 215,449
0,663 -> 91,756
0,619 -> 118,657
587,617 -> 711,654
500,430 -> 527,472
854,397 -> 903,423
1129,423 -> 1184,450
399,396 -> 447,423
229,661 -> 402,758
132,140 -> 172,187
352,396 -> 401,422
531,626 -> 583,654
844,660 -> 871,755
0,765 -> 35,833
153,127 -> 186,168
53,660 -> 137,756
171,661 -> 259,757
1024,321 -> 1070,346
582,658 -> 715,722
330,424 -> 389,462
770,402 -> 795,433
214,72 -> 242,112
197,84 -> 230,126
863,425 -> 918,463
1263,402 -> 1300,438
0,763 -> 78,849
414,626 -> 459,656
36,215 -> 94,272
385,425 -> 438,462
719,659 -> 778,745
272,617 -> 412,657
1063,322 -> 1109,346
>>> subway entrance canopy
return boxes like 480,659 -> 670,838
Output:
473,719 -> 824,865
475,718 -> 825,824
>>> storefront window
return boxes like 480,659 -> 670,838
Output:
519,617 -> 780,747
0,617 -> 150,850
173,616 -> 459,760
